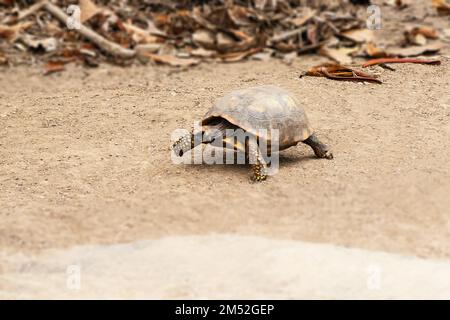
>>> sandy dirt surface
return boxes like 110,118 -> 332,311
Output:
1,55 -> 449,259
0,0 -> 449,299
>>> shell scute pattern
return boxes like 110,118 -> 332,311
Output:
203,85 -> 314,149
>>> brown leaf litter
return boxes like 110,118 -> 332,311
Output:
0,0 -> 447,72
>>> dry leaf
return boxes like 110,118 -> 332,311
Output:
0,22 -> 33,42
320,46 -> 358,64
405,25 -> 439,45
146,20 -> 166,37
388,42 -> 444,57
192,29 -> 216,49
135,43 -> 162,55
227,29 -> 254,44
304,63 -> 382,83
45,21 -> 63,36
219,48 -> 261,62
227,5 -> 254,26
80,0 -> 102,23
415,34 -> 428,46
141,53 -> 199,67
253,0 -> 269,10
0,51 -> 7,65
217,32 -> 237,52
288,8 -> 316,27
0,0 -> 379,69
123,22 -> 158,44
0,0 -> 14,6
413,26 -> 439,39
364,42 -> 389,58
43,61 -> 65,75
432,0 -> 450,15
341,29 -> 375,43
189,47 -> 216,58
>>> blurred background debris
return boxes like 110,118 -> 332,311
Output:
0,0 -> 448,72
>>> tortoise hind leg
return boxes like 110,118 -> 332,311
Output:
248,139 -> 268,182
303,133 -> 333,159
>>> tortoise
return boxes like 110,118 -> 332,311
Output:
172,85 -> 333,181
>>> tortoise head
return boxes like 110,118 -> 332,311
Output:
172,130 -> 206,157
172,133 -> 193,157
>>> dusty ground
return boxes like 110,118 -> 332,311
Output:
1,53 -> 449,259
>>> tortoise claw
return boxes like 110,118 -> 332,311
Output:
251,162 -> 268,182
251,173 -> 267,182
324,150 -> 333,160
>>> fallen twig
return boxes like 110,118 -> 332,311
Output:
19,1 -> 47,21
271,27 -> 308,43
1,1 -> 46,24
362,58 -> 441,67
42,1 -> 136,59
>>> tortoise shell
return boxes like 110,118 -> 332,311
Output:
201,85 -> 314,150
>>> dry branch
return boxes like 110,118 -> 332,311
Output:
362,58 -> 441,67
42,1 -> 136,59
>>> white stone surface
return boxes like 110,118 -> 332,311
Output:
1,235 -> 450,299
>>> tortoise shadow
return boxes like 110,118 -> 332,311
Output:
181,149 -> 318,178
277,153 -> 317,169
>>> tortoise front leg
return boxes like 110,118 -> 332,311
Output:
252,157 -> 268,182
303,133 -> 333,159
248,139 -> 268,182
